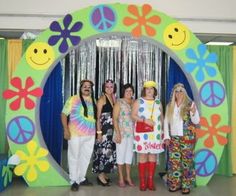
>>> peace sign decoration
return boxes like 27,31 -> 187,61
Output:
3,3 -> 229,187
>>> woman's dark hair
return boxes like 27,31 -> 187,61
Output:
79,80 -> 97,119
141,87 -> 157,98
121,83 -> 134,98
102,79 -> 117,93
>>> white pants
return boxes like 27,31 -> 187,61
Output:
116,135 -> 134,164
68,135 -> 95,184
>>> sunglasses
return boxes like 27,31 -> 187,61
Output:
175,89 -> 184,93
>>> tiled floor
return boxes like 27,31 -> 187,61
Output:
1,174 -> 236,196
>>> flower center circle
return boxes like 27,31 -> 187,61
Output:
61,29 -> 70,38
19,89 -> 28,97
139,17 -> 146,25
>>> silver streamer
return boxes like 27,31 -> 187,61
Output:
61,34 -> 167,101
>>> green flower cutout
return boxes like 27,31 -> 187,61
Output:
1,165 -> 13,187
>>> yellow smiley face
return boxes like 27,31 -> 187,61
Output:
164,23 -> 190,50
26,42 -> 55,70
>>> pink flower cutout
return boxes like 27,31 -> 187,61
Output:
3,77 -> 43,110
194,114 -> 231,148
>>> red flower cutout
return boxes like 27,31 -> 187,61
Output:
194,114 -> 231,148
123,4 -> 161,37
3,77 -> 43,110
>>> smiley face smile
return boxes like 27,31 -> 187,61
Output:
171,31 -> 186,46
30,57 -> 51,65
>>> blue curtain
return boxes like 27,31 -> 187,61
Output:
167,58 -> 193,102
40,63 -> 63,164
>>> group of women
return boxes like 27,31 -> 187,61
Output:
63,79 -> 200,194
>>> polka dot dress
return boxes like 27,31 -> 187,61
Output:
134,98 -> 164,154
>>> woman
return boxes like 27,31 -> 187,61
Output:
92,79 -> 117,186
163,83 -> 200,194
113,83 -> 135,188
131,81 -> 164,191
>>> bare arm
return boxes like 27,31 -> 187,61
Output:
61,113 -> 70,140
131,99 -> 143,122
113,101 -> 121,143
190,102 -> 200,124
96,96 -> 105,141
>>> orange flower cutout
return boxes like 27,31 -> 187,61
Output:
194,114 -> 231,148
123,4 -> 161,37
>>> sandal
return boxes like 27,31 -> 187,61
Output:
125,180 -> 135,187
97,177 -> 109,186
117,181 -> 126,188
182,188 -> 190,194
169,187 -> 180,192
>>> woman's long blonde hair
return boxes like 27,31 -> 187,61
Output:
166,83 -> 191,124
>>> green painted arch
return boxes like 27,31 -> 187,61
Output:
3,3 -> 230,187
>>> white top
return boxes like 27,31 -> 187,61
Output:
134,98 -> 164,154
164,102 -> 200,140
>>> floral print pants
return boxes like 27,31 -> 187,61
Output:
167,136 -> 196,190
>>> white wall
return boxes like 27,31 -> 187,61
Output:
0,0 -> 236,34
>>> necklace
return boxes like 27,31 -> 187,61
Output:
123,98 -> 132,106
176,107 -> 180,114
175,104 -> 181,116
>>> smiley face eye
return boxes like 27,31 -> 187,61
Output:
174,28 -> 178,32
168,35 -> 173,39
43,49 -> 47,54
34,49 -> 38,53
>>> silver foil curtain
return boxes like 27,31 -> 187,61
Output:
61,35 -> 167,101
61,40 -> 97,101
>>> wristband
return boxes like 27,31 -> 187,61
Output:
96,131 -> 102,134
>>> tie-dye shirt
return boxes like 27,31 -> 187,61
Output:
62,95 -> 96,137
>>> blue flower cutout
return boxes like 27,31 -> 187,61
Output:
185,44 -> 217,82
48,14 -> 83,53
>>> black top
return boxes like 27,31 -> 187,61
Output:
101,95 -> 113,113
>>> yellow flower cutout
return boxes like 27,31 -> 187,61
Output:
14,141 -> 50,182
